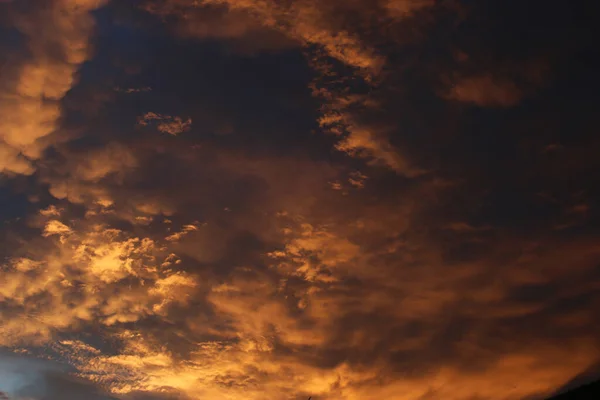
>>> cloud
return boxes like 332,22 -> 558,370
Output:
137,0 -> 436,173
384,0 -> 433,18
14,161 -> 598,400
0,352 -> 116,400
142,1 -> 295,54
444,74 -> 525,107
165,223 -> 199,242
0,213 -> 197,346
41,143 -> 137,208
31,222 -> 600,399
0,144 -> 34,176
0,0 -> 599,399
114,87 -> 152,94
138,112 -> 192,136
443,222 -> 492,233
143,0 -> 396,73
0,0 -> 108,175
313,86 -> 423,175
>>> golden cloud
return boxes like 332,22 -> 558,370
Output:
138,112 -> 192,135
444,74 -> 525,107
19,197 -> 593,400
0,1 -> 598,399
145,0 -> 389,74
0,213 -> 197,347
0,0 -> 107,175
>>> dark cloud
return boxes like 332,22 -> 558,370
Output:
17,372 -> 117,400
0,352 -> 116,400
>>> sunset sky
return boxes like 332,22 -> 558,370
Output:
0,0 -> 599,399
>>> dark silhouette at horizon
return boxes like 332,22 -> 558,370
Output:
546,379 -> 600,400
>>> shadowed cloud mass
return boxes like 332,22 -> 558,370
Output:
0,0 -> 599,399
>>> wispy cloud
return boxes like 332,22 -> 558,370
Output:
138,112 -> 192,135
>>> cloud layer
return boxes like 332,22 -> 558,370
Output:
1,0 -> 599,399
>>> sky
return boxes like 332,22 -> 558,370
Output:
0,0 -> 599,399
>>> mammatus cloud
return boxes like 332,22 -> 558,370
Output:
41,143 -> 138,209
0,0 -> 107,175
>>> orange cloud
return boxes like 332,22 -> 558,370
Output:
165,223 -> 200,242
145,0 -> 388,74
0,1 -> 598,399
43,143 -> 137,208
0,0 -> 107,175
138,112 -> 192,135
314,86 -> 422,175
444,74 -> 525,107
0,213 -> 197,347
39,226 -> 600,400
36,193 -> 595,399
384,0 -> 434,18
141,0 -> 438,175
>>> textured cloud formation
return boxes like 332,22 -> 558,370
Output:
141,0 -> 437,172
0,210 -> 196,346
0,0 -> 107,174
143,0 -> 404,72
1,0 -> 599,399
138,112 -> 192,135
